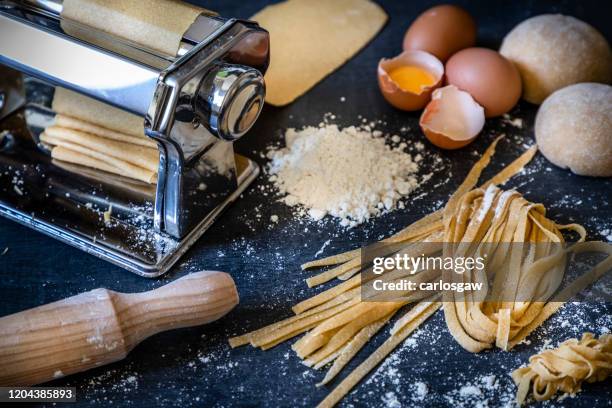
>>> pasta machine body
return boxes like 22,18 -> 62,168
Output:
0,0 -> 269,276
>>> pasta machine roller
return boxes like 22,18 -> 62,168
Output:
0,0 -> 269,276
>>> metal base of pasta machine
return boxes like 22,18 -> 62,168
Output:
0,104 -> 259,278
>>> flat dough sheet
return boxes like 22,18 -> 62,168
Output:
54,115 -> 157,149
61,0 -> 204,56
41,127 -> 159,184
50,146 -> 157,184
251,0 -> 387,106
52,88 -> 147,139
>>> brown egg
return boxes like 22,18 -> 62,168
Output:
377,50 -> 444,111
445,47 -> 522,117
403,4 -> 477,62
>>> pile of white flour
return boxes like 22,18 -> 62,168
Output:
267,124 -> 420,227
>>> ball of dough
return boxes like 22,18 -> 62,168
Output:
535,83 -> 612,177
500,14 -> 612,104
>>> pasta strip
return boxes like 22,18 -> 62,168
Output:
293,275 -> 362,314
251,299 -> 360,347
316,316 -> 390,385
306,257 -> 362,287
317,301 -> 441,408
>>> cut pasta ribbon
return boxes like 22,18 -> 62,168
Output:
229,138 -> 612,408
512,333 -> 611,405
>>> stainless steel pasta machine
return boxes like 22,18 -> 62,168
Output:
0,0 -> 269,276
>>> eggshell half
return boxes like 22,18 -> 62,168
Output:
378,50 -> 444,111
420,85 -> 485,149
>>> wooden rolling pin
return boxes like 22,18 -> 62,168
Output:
0,271 -> 238,386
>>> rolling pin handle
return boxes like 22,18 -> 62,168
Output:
117,271 -> 239,350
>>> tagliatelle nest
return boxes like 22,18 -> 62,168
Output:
512,333 -> 611,404
230,138 -> 612,408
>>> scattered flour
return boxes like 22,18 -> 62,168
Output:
460,384 -> 483,397
267,124 -> 420,227
502,113 -> 523,129
412,381 -> 429,401
382,391 -> 402,408
314,239 -> 331,257
444,374 -> 512,408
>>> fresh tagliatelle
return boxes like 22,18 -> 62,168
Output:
229,138 -> 612,407
512,333 -> 611,405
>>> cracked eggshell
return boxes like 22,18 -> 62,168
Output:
377,50 -> 444,111
420,85 -> 485,150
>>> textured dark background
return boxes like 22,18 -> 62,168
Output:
1,0 -> 611,407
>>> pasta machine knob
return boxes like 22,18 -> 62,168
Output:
197,64 -> 266,142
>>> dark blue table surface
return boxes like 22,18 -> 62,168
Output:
1,1 -> 611,407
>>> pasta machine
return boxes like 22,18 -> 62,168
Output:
0,0 -> 269,276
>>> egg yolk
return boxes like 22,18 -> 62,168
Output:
388,66 -> 436,94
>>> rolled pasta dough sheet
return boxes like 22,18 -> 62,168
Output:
52,88 -> 146,139
42,130 -> 158,185
251,0 -> 387,106
54,115 -> 157,148
43,126 -> 159,173
61,0 -> 205,56
50,146 -> 157,184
